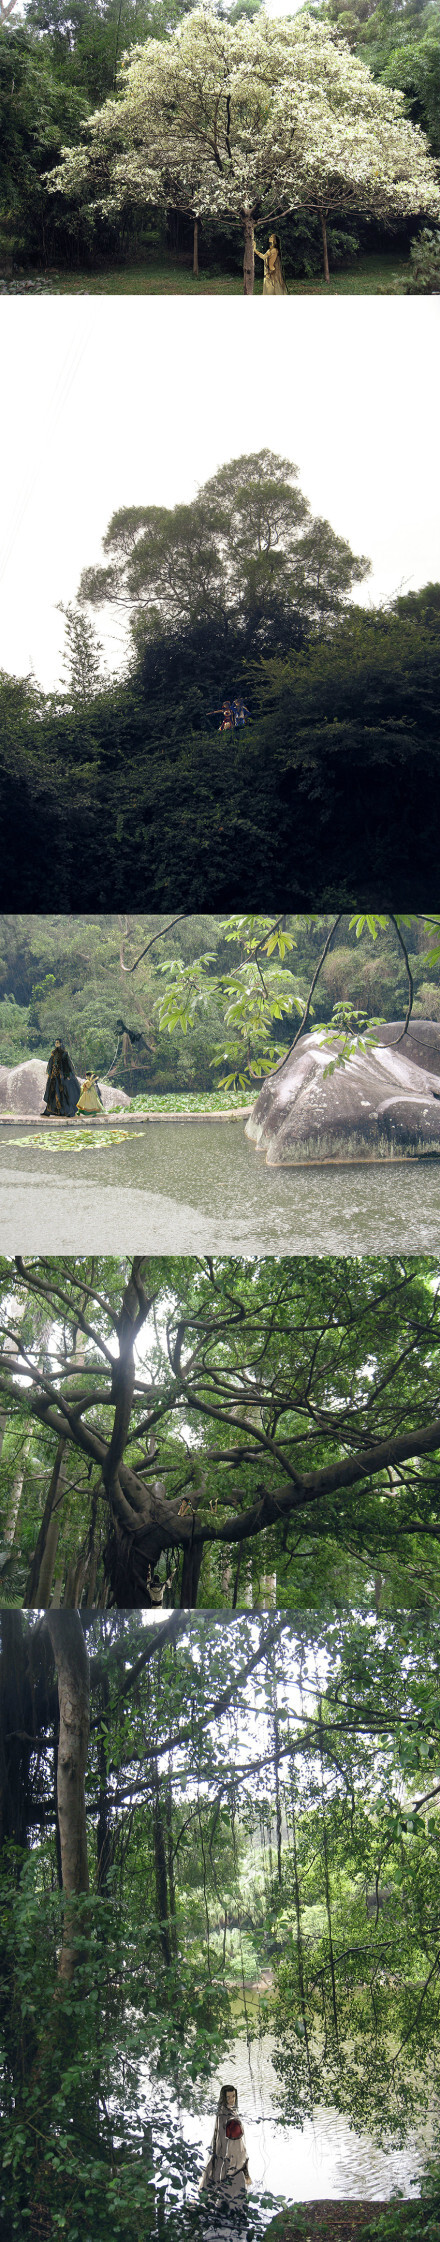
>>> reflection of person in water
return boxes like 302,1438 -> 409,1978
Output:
200,2084 -> 251,2201
76,1074 -> 104,1115
254,232 -> 288,294
43,1041 -> 81,1116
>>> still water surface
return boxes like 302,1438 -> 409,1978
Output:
141,2030 -> 425,2232
1,1122 -> 440,1251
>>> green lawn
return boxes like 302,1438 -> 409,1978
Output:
24,248 -> 411,294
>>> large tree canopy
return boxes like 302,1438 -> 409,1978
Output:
49,6 -> 440,286
3,1255 -> 440,1610
75,450 -> 370,658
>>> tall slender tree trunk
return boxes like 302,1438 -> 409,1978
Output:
25,1438 -> 67,1607
320,210 -> 330,282
45,1612 -> 90,1981
4,1435 -> 31,1546
97,1670 -> 113,1892
193,218 -> 199,276
243,213 -> 255,294
0,1612 -> 34,1848
152,1761 -> 173,1966
165,1768 -> 178,1959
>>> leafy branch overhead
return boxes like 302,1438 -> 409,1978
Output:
3,1253 -> 440,1610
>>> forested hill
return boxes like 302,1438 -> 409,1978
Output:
1,594 -> 439,908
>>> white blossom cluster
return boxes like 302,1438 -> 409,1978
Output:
48,6 -> 440,233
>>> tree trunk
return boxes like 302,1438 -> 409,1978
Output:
320,209 -> 330,283
180,1536 -> 203,1607
165,1770 -> 178,1959
97,1670 -> 113,1892
45,1612 -> 90,1980
153,1762 -> 172,1966
193,218 -> 199,276
25,1438 -> 67,1607
0,1612 -> 34,1848
243,213 -> 255,295
4,1435 -> 31,1546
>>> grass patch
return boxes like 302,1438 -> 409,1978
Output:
126,1089 -> 253,1110
13,250 -> 411,295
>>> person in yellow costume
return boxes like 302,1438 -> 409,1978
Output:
254,232 -> 288,293
76,1074 -> 104,1115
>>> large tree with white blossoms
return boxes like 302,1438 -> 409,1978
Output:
49,5 -> 440,288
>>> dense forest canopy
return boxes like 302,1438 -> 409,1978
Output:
2,1608 -> 440,2237
1,587 -> 440,906
3,1254 -> 440,1610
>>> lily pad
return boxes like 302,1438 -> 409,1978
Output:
5,1130 -> 145,1153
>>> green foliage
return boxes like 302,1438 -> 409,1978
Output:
0,28 -> 86,263
404,224 -> 440,287
77,449 -> 370,657
4,1254 -> 440,1610
323,0 -> 440,155
3,589 -> 440,906
2,1610 -> 440,2233
154,914 -> 304,1090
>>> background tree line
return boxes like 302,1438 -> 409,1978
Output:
0,901 -> 437,1094
1,594 -> 439,907
2,909 -> 437,1095
2,1607 -> 440,2238
3,1253 -> 440,1612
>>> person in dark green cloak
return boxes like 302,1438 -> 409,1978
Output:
43,1041 -> 81,1116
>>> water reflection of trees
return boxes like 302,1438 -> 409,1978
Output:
1,1610 -> 439,2236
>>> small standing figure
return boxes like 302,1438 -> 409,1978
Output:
76,1074 -> 104,1115
219,700 -> 234,733
43,1040 -> 81,1116
231,698 -> 251,731
200,2083 -> 251,2201
254,232 -> 288,294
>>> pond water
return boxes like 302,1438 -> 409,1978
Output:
141,2029 -> 427,2237
1,1123 -> 440,1253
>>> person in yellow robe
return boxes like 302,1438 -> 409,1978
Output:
76,1074 -> 103,1115
254,232 -> 288,293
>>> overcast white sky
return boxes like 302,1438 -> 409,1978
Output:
1,296 -> 439,690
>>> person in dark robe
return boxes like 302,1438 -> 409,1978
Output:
43,1041 -> 81,1116
107,1020 -> 154,1078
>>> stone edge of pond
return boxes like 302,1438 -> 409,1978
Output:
0,1108 -> 253,1127
262,2203 -> 418,2242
